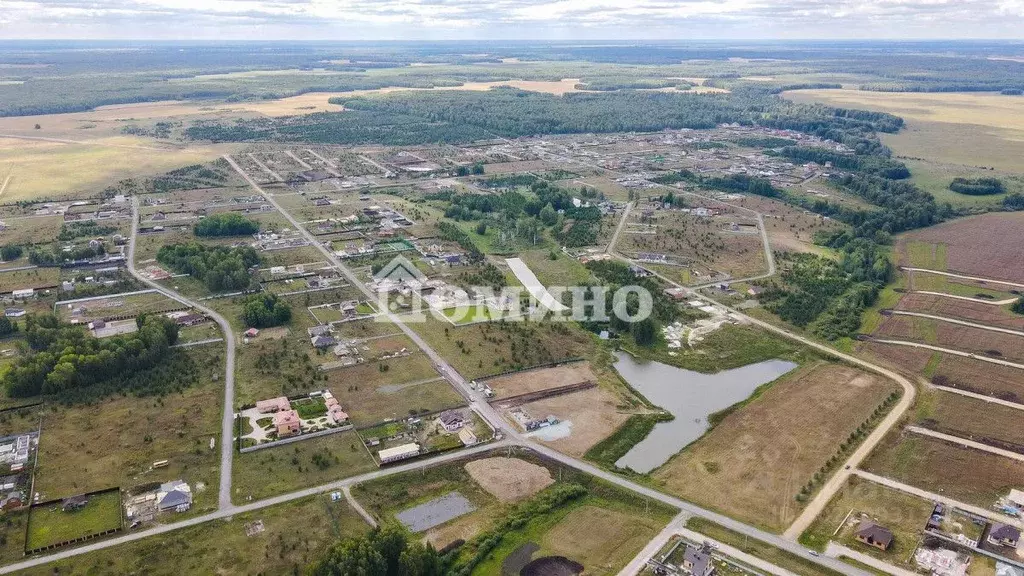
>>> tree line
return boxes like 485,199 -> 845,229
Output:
156,242 -> 260,292
193,212 -> 260,237
3,314 -> 179,398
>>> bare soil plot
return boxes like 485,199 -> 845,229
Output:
464,457 -> 554,503
918,389 -> 1024,450
653,362 -> 896,532
895,292 -> 1024,331
516,387 -> 632,458
485,363 -> 597,399
863,432 -> 1024,509
858,341 -> 936,375
897,212 -> 1024,284
929,354 -> 1024,403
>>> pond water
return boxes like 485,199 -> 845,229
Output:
613,351 -> 797,473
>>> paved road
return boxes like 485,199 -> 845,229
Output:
870,338 -> 1024,371
906,425 -> 1024,463
618,257 -> 915,542
853,470 -> 1023,529
929,384 -> 1024,411
901,267 -> 1024,289
888,310 -> 1024,337
825,542 -> 918,576
913,290 -> 1017,306
127,197 -> 238,511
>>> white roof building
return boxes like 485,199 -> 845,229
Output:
378,443 -> 420,464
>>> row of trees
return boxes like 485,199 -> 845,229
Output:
193,212 -> 260,237
156,242 -> 260,292
948,177 -> 1005,196
3,314 -> 179,398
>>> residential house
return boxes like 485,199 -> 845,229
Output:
681,544 -> 715,576
11,289 -> 34,299
747,285 -> 766,297
243,328 -> 259,338
274,410 -> 302,437
62,494 -> 89,512
88,319 -> 106,331
437,410 -> 466,432
176,314 -> 206,327
855,522 -> 894,551
988,524 -> 1021,548
4,308 -> 25,318
311,334 -> 337,349
156,480 -> 193,512
307,325 -> 331,338
256,397 -> 291,414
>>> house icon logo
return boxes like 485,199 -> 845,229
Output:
374,255 -> 426,283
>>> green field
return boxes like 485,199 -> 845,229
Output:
26,490 -> 122,551
441,304 -> 495,324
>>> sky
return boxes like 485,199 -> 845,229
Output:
1,0 -> 1023,41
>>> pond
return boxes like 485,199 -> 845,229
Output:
612,351 -> 797,473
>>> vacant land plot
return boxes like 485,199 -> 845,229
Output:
653,362 -> 896,532
485,362 -> 596,399
783,90 -> 1024,172
917,389 -> 1024,450
32,347 -> 223,512
517,386 -> 632,457
800,476 -> 935,564
408,315 -> 594,380
26,490 -> 122,551
19,494 -> 367,576
0,266 -> 60,294
733,195 -> 842,256
55,290 -> 184,323
876,314 -> 1024,363
895,292 -> 1024,331
465,457 -> 554,503
232,430 -> 375,502
863,433 -> 1024,509
0,214 -> 64,246
897,213 -> 1024,284
324,356 -> 462,425
928,354 -> 1024,401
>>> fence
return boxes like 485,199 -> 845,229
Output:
24,486 -> 123,556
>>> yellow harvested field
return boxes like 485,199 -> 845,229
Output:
0,136 -> 233,201
464,457 -> 554,502
783,89 -> 1024,172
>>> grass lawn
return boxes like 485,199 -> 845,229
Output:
441,304 -> 494,325
653,361 -> 897,532
232,430 -> 376,503
26,490 -> 122,551
687,517 -> 843,576
862,432 -> 1024,509
0,511 -> 28,565
292,397 -> 327,419
31,346 -> 223,513
0,267 -> 60,293
799,476 -> 935,565
17,495 -> 367,576
518,249 -> 595,287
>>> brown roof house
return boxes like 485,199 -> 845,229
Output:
855,522 -> 894,551
988,523 -> 1021,548
256,397 -> 291,414
274,410 -> 302,438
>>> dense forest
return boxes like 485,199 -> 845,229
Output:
239,293 -> 292,328
185,87 -> 903,153
948,177 -> 1005,196
156,242 -> 260,292
3,314 -> 180,398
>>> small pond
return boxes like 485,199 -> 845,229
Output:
613,351 -> 797,473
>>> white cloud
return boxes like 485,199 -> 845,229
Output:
0,0 -> 1021,39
